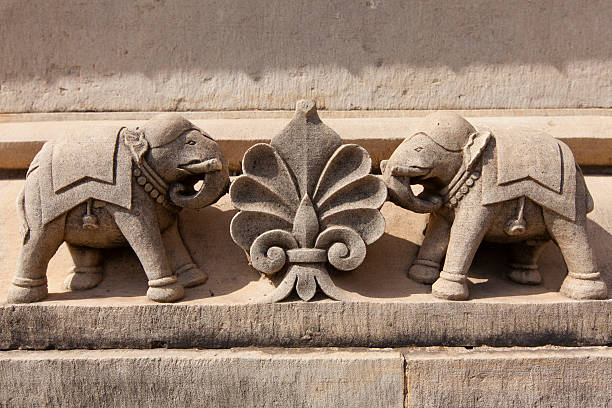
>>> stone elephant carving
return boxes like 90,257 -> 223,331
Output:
382,111 -> 608,301
7,113 -> 229,304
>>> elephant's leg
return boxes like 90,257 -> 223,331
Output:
543,209 -> 607,299
507,240 -> 548,285
408,213 -> 451,284
432,204 -> 496,300
63,244 -> 104,290
110,204 -> 184,303
162,219 -> 208,288
7,217 -> 65,303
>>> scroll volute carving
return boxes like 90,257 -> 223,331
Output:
230,100 -> 386,302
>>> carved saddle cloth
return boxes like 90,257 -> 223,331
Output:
29,126 -> 133,225
480,128 -> 577,221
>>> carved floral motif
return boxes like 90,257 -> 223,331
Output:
230,100 -> 386,302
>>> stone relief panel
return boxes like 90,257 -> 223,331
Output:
4,105 -> 608,306
382,111 -> 608,301
230,100 -> 386,302
7,113 -> 229,304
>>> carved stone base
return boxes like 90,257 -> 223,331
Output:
2,301 -> 611,349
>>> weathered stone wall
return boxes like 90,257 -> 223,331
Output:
1,0 -> 611,112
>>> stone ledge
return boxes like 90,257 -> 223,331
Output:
0,347 -> 610,408
0,110 -> 611,171
1,301 -> 611,349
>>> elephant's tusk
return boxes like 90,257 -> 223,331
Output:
390,165 -> 431,177
180,158 -> 222,174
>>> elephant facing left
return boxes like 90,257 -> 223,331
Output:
7,113 -> 229,304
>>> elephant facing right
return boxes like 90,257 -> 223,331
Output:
382,112 -> 608,301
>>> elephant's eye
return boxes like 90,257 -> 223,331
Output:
414,146 -> 423,152
186,140 -> 196,146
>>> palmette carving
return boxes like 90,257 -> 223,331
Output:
230,100 -> 386,302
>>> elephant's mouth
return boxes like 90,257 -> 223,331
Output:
175,174 -> 205,196
169,156 -> 229,209
175,158 -> 222,193
386,169 -> 442,214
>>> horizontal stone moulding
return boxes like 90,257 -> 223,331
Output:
0,110 -> 611,171
1,300 -> 611,349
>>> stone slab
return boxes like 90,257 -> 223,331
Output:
0,348 -> 404,408
0,347 -> 610,407
0,176 -> 611,348
1,1 -> 611,112
403,346 -> 612,408
0,111 -> 612,171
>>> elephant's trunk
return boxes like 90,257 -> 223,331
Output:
383,164 -> 441,213
385,176 -> 440,213
168,157 -> 230,209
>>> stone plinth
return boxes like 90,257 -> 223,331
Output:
0,347 -> 610,408
0,348 -> 404,408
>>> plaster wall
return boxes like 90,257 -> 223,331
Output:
1,0 -> 611,112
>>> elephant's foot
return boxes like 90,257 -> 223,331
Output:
408,259 -> 440,284
63,266 -> 103,291
146,277 -> 184,302
560,272 -> 608,300
507,263 -> 542,285
7,278 -> 48,304
432,272 -> 469,301
176,263 -> 208,288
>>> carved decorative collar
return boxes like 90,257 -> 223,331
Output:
440,167 -> 481,208
132,160 -> 180,213
436,131 -> 492,209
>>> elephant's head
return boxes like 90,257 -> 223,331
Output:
124,113 -> 230,209
381,112 -> 490,213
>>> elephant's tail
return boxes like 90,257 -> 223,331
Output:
16,186 -> 29,244
577,164 -> 594,214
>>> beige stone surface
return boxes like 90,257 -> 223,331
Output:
404,346 -> 612,407
0,347 -> 610,407
0,176 -> 611,347
1,111 -> 612,171
0,348 -> 404,407
1,1 -> 611,112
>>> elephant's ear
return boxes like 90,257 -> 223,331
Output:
463,131 -> 491,170
123,128 -> 149,165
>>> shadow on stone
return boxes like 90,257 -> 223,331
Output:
333,232 -> 425,298
48,246 -> 147,301
179,206 -> 261,300
333,217 -> 612,301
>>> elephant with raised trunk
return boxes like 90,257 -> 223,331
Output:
7,113 -> 229,304
382,111 -> 607,301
